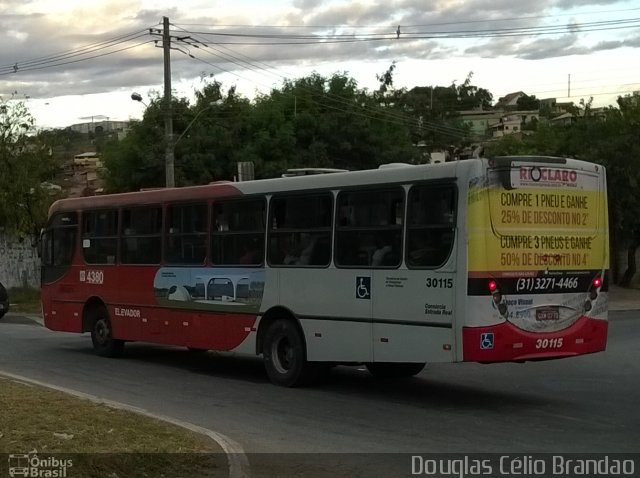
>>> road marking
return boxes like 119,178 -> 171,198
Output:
0,370 -> 250,478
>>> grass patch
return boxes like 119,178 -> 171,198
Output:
7,286 -> 42,314
0,377 -> 225,477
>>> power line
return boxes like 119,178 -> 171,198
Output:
177,46 -> 459,136
0,28 -> 153,70
491,73 -> 640,91
0,27 -> 157,74
176,17 -> 640,44
0,39 -> 155,76
171,28 -> 472,138
173,5 -> 640,29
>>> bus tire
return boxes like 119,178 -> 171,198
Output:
90,305 -> 124,358
263,318 -> 316,387
366,362 -> 425,378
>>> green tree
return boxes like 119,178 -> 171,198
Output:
100,72 -> 431,188
592,96 -> 640,286
0,98 -> 60,238
36,127 -> 85,163
516,94 -> 541,110
179,82 -> 255,183
101,94 -> 191,191
392,72 -> 488,150
453,72 -> 493,111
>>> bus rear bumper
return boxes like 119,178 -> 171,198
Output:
462,316 -> 608,363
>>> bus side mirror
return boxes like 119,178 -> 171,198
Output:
32,228 -> 44,258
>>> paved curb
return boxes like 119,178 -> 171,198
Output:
0,370 -> 250,478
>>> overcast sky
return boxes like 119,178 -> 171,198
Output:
1,0 -> 639,128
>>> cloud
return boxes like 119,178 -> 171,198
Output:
0,0 -> 637,103
292,0 -> 324,10
464,34 -> 587,60
553,0 -> 624,8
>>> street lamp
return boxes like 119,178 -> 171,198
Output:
174,101 -> 221,147
130,92 -> 147,107
131,91 -> 174,187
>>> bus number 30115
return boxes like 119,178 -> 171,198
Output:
536,338 -> 563,349
425,278 -> 453,288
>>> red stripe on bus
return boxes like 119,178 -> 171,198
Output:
462,316 -> 607,363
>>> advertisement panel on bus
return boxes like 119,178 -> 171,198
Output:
464,157 -> 609,362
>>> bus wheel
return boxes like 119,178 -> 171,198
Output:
263,319 -> 315,387
366,362 -> 425,379
90,306 -> 124,358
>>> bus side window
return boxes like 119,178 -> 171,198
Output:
268,194 -> 333,267
82,209 -> 118,265
211,198 -> 266,266
406,185 -> 456,268
166,203 -> 208,265
335,188 -> 403,268
120,206 -> 162,265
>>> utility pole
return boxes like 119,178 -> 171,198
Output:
163,16 -> 175,187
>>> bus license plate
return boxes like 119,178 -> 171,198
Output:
536,307 -> 559,322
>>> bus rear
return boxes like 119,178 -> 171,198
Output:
464,156 -> 609,362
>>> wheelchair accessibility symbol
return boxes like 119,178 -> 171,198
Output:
480,332 -> 494,350
356,276 -> 371,299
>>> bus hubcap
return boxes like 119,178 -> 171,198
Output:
272,337 -> 293,374
95,320 -> 109,345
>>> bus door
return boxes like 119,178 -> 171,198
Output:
41,211 -> 80,332
79,209 -> 125,331
271,192 -> 373,363
372,183 -> 458,363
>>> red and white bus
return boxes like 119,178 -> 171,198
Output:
41,156 -> 609,386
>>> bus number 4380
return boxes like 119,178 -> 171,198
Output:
80,270 -> 104,285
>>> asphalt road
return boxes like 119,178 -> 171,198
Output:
1,312 -> 638,459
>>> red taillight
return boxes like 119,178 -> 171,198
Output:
593,277 -> 602,288
489,280 -> 498,292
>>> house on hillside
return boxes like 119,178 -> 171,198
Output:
490,110 -> 539,137
63,152 -> 105,197
459,110 -> 503,138
69,120 -> 129,135
550,112 -> 577,126
72,152 -> 101,168
539,98 -> 577,119
495,91 -> 526,110
459,108 -> 539,139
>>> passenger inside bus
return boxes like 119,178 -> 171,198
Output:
371,235 -> 393,266
280,233 -> 315,265
239,239 -> 262,265
297,233 -> 318,265
408,230 -> 453,267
